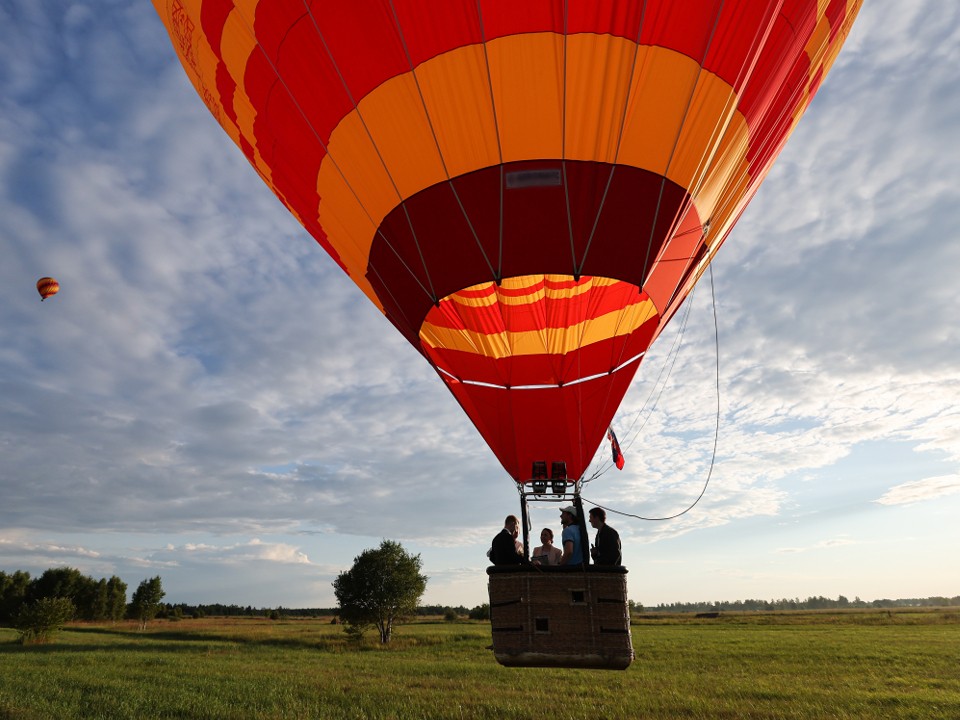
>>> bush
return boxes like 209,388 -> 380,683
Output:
443,608 -> 459,622
343,622 -> 368,644
468,603 -> 490,621
14,597 -> 75,645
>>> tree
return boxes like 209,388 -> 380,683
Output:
26,567 -> 86,604
105,576 -> 128,622
13,597 -> 75,645
0,570 -> 31,624
333,540 -> 427,644
129,576 -> 165,630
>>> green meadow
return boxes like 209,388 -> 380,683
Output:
1,609 -> 958,719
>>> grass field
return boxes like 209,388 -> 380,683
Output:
1,609 -> 958,719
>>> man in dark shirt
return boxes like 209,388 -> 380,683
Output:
588,507 -> 622,566
489,514 -> 524,565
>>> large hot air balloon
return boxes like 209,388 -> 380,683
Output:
155,0 -> 861,669
36,277 -> 60,301
154,0 -> 860,485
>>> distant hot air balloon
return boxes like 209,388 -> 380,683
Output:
36,277 -> 59,301
155,0 -> 861,670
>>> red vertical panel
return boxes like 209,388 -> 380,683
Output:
271,17 -> 353,149
391,0 -> 483,66
639,0 -> 724,64
305,0 -> 409,103
703,0 -> 780,92
477,0 -> 564,39
199,0 -> 232,56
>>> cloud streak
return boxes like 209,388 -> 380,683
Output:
875,476 -> 960,507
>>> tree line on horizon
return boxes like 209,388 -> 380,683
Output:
647,594 -> 960,613
4,567 -> 956,627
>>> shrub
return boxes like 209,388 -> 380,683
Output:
14,597 -> 75,645
468,604 -> 490,621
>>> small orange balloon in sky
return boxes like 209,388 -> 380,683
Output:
36,277 -> 60,301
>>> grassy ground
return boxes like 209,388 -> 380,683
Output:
1,609 -> 958,719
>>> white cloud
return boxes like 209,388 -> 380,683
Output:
775,536 -> 860,554
0,536 -> 101,560
874,475 -> 960,506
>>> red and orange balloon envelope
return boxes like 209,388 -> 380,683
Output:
155,0 -> 861,483
37,277 -> 59,301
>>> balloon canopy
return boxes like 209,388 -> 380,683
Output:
154,0 -> 861,482
36,277 -> 60,301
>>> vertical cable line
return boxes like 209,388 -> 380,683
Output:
575,0 -> 649,279
217,1 -> 436,347
474,0 -> 506,282
386,0 -> 498,291
582,1 -> 778,478
219,4 -> 411,283
366,263 -> 418,334
561,0 -> 577,281
291,0 -> 439,317
583,0 -> 743,480
657,2 -> 785,316
583,263 -> 720,521
300,1 -> 437,305
582,2 -> 804,485
583,281 -> 697,482
576,2 -> 651,438
638,0 -> 727,294
557,0 -> 589,471
673,0 -> 810,299
561,4 -> 653,479
579,9 -> 655,477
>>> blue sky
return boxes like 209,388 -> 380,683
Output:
1,1 -> 958,609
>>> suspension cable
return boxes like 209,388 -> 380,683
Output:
585,264 -> 720,521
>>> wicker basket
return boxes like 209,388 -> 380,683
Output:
487,565 -> 633,669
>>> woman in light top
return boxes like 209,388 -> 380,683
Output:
532,528 -> 563,566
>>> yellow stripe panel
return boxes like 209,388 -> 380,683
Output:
159,0 -> 276,191
564,34 -> 638,162
805,12 -> 833,72
355,74 -> 449,200
153,1 -> 235,141
417,44 -> 504,175
615,48 -> 701,175
488,33 -> 565,161
319,35 -> 748,288
668,76 -> 749,219
218,10 -> 262,161
447,276 -> 622,309
453,284 -> 545,309
688,2 -> 862,303
419,296 -> 657,358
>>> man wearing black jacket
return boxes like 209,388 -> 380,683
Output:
589,507 -> 622,566
489,514 -> 524,565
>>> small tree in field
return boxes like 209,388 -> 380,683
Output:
333,540 -> 427,644
129,576 -> 165,630
14,596 -> 75,645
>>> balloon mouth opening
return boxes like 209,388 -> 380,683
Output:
418,273 -> 655,389
432,353 -> 645,390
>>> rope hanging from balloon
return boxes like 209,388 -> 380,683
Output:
582,263 -> 720,522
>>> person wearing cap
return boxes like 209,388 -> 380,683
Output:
558,505 -> 586,566
589,507 -> 622,566
489,514 -> 524,565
